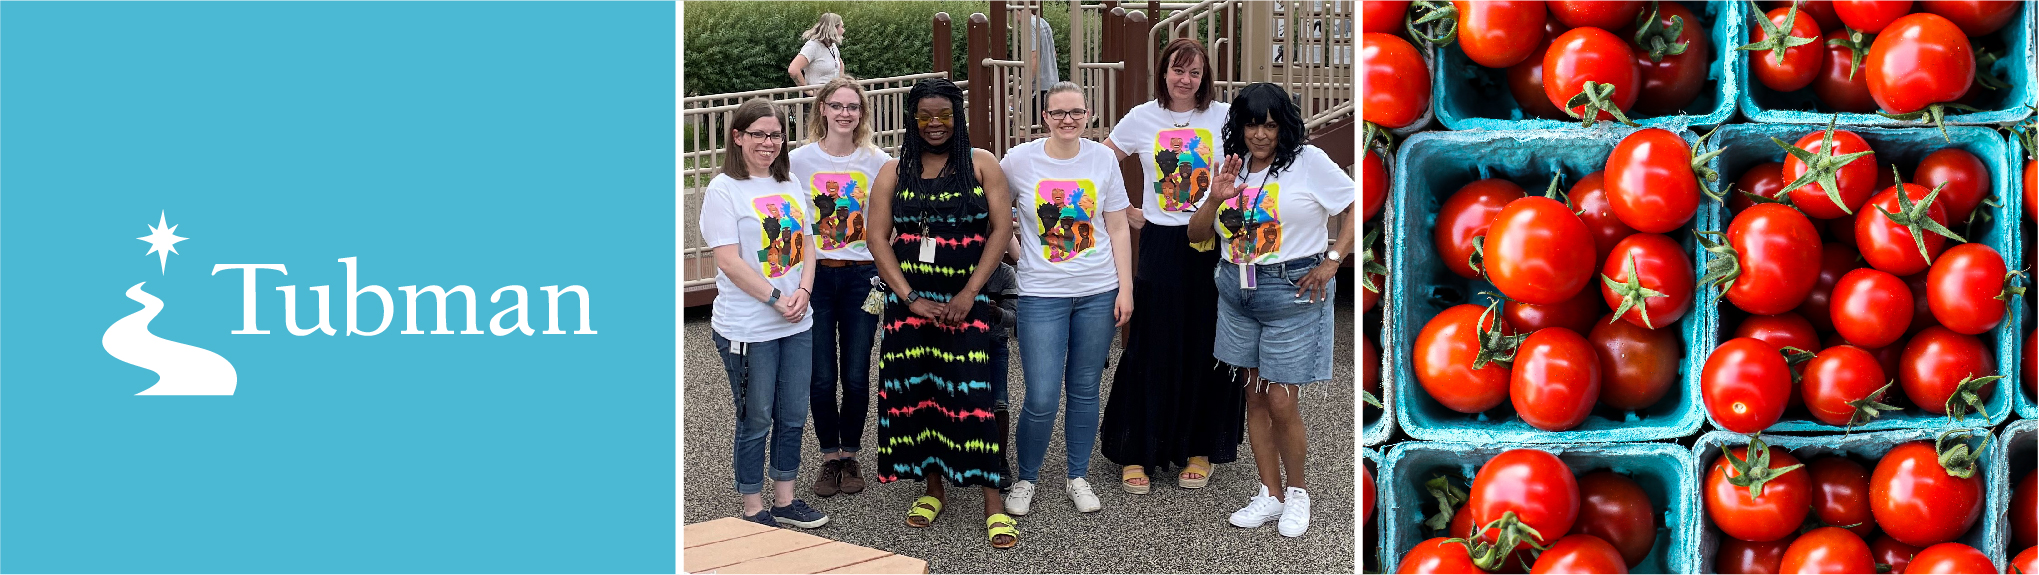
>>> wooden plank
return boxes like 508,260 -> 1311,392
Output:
683,528 -> 830,573
819,554 -> 931,574
715,542 -> 893,574
683,517 -> 775,548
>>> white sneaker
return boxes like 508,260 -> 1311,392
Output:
1278,487 -> 1312,537
1228,484 -> 1285,528
1005,480 -> 1037,516
1067,478 -> 1102,513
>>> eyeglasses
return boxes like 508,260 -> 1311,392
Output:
913,110 -> 954,126
1045,108 -> 1089,120
740,130 -> 786,142
824,102 -> 863,113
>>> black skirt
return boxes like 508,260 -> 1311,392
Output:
1097,223 -> 1244,473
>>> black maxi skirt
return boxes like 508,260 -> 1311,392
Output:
1097,223 -> 1244,473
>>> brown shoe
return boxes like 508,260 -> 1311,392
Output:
838,458 -> 866,494
812,459 -> 843,497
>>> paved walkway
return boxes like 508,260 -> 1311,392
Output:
682,295 -> 1356,574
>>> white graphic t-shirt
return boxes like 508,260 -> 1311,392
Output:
789,142 -> 893,261
1000,138 -> 1130,298
1107,100 -> 1230,227
1213,145 -> 1354,265
699,173 -> 814,343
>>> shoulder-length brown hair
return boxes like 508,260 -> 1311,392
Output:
806,75 -> 876,150
1154,38 -> 1216,112
723,97 -> 791,182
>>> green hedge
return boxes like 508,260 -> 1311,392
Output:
684,1 -> 1082,97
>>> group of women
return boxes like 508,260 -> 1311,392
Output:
702,36 -> 1356,549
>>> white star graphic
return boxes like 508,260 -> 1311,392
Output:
138,211 -> 188,274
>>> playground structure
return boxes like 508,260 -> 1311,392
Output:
683,1 -> 1356,306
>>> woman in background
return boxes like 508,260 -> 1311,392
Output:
788,13 -> 846,87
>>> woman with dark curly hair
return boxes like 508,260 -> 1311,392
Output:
864,77 -> 1019,549
1188,82 -> 1353,539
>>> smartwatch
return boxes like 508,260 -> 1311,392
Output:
768,288 -> 782,306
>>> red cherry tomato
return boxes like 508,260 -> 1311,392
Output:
1626,1 -> 1712,114
1813,29 -> 1878,113
2013,546 -> 2038,575
1505,284 -> 1605,336
1548,0 -> 1643,30
1437,179 -> 1526,279
1588,312 -> 1681,411
1748,7 -> 1825,92
1570,470 -> 1656,568
1782,128 -> 1879,220
1396,538 -> 1484,574
1731,161 -> 1792,214
1831,268 -> 1913,348
2025,160 -> 2035,222
1414,304 -> 1515,414
1363,149 -> 1387,221
1600,233 -> 1694,329
1362,465 -> 1375,525
1738,311 -> 1822,411
1825,331 -> 1904,386
1542,27 -> 1642,123
1897,325 -> 1994,417
1872,439 -> 1986,548
1531,533 -> 1630,574
1796,244 -> 1863,334
1912,148 -> 1991,224
1903,271 -> 1940,337
1864,13 -> 1975,114
1805,456 -> 1879,539
1470,449 -> 1580,552
1363,33 -> 1433,129
1456,0 -> 1550,68
1485,196 -> 1597,305
1916,0 -> 2021,36
1607,128 -> 1702,233
1903,542 -> 1995,574
1362,0 -> 1410,34
1765,0 -> 1845,31
1720,536 -> 1793,574
1507,21 -> 1572,121
1567,171 -> 1637,271
1856,182 -> 1952,277
1834,0 -> 1913,33
1706,441 -> 1813,542
1783,526 -> 1876,574
1702,337 -> 1796,433
1926,243 -> 2010,335
1511,327 -> 1603,431
1717,203 -> 1824,315
1872,534 -> 1926,575
1448,506 -> 1539,574
2012,470 -> 2036,550
1802,345 -> 1892,428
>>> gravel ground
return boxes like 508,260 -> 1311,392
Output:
682,290 -> 1356,574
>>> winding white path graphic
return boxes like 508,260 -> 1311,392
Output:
102,282 -> 238,395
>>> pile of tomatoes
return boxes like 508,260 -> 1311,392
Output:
1410,126 -> 1713,432
1394,448 -> 1662,574
1696,123 -> 2020,435
1703,432 -> 2029,574
1741,0 -> 2019,122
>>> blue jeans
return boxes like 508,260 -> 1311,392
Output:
808,263 -> 879,454
713,330 -> 813,495
1014,289 -> 1119,481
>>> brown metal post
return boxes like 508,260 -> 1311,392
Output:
990,1 -> 1009,60
1218,3 -> 1233,82
967,13 -> 993,150
1118,8 -> 1151,217
932,12 -> 953,76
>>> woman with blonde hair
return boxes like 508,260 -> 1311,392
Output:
788,12 -> 846,87
788,75 -> 894,498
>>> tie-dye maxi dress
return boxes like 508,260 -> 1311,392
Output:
874,178 -> 1006,488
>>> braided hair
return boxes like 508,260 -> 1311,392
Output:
896,78 -> 978,195
1222,82 -> 1307,179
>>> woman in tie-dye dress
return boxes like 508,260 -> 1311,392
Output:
864,78 -> 1019,549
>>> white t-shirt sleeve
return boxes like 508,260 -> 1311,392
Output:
699,179 -> 738,249
1106,106 -> 1150,156
1100,145 -> 1130,213
1302,147 -> 1356,213
799,40 -> 827,63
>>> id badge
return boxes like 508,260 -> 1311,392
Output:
1240,262 -> 1257,290
918,235 -> 937,263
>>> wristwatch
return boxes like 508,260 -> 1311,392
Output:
1325,250 -> 1344,262
768,288 -> 782,305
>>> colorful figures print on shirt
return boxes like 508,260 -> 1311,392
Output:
809,172 -> 868,251
1034,179 -> 1100,263
1154,128 -> 1215,212
1217,183 -> 1283,264
753,194 -> 806,277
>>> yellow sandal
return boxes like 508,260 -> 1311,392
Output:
1121,465 -> 1151,494
905,496 -> 942,528
986,513 -> 1018,549
1179,457 -> 1212,489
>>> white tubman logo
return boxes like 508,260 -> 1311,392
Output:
101,211 -> 239,395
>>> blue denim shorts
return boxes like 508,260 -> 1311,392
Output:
1212,255 -> 1336,385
